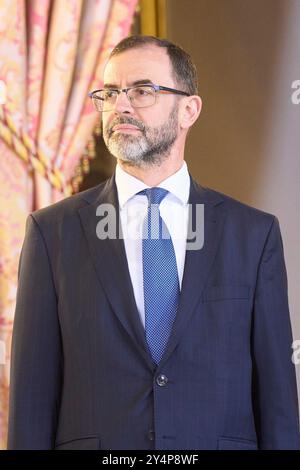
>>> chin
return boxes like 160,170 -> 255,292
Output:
116,155 -> 144,166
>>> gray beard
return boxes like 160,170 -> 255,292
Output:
103,104 -> 178,167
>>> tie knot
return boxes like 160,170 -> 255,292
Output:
138,187 -> 169,206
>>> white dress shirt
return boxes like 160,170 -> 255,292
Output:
115,161 -> 190,328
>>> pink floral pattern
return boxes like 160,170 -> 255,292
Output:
0,0 -> 138,448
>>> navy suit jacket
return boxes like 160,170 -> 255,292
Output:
7,174 -> 300,449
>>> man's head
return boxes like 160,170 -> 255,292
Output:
99,35 -> 202,168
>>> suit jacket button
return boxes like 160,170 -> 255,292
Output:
148,430 -> 155,441
156,374 -> 168,386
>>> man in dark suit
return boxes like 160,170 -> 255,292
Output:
8,35 -> 300,450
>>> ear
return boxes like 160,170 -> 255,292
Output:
179,95 -> 202,130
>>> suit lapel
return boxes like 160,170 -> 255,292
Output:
158,176 -> 227,368
78,173 -> 226,372
78,175 -> 156,372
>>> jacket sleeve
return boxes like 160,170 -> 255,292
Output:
7,215 -> 62,449
252,216 -> 300,449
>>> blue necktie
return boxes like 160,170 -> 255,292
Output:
139,188 -> 180,365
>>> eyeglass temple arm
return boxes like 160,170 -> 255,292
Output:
156,85 -> 190,96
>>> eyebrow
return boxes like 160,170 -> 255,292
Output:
103,79 -> 154,89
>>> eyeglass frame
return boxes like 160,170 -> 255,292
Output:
88,83 -> 191,111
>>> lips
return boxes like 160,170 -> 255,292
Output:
112,124 -> 141,132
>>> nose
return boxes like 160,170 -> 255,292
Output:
113,89 -> 134,114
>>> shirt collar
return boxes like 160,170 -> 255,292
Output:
115,161 -> 190,209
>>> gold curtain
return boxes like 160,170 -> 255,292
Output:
139,0 -> 167,37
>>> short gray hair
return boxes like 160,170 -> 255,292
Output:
109,35 -> 198,96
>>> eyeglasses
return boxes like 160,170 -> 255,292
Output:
88,84 -> 190,112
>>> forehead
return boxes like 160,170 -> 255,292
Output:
103,45 -> 174,87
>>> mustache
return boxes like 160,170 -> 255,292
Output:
106,116 -> 145,137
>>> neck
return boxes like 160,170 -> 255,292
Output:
118,158 -> 184,186
117,139 -> 186,186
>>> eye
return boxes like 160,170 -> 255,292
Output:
131,86 -> 154,99
137,88 -> 149,95
104,90 -> 118,99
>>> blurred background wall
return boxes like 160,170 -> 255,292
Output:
166,0 -> 300,395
